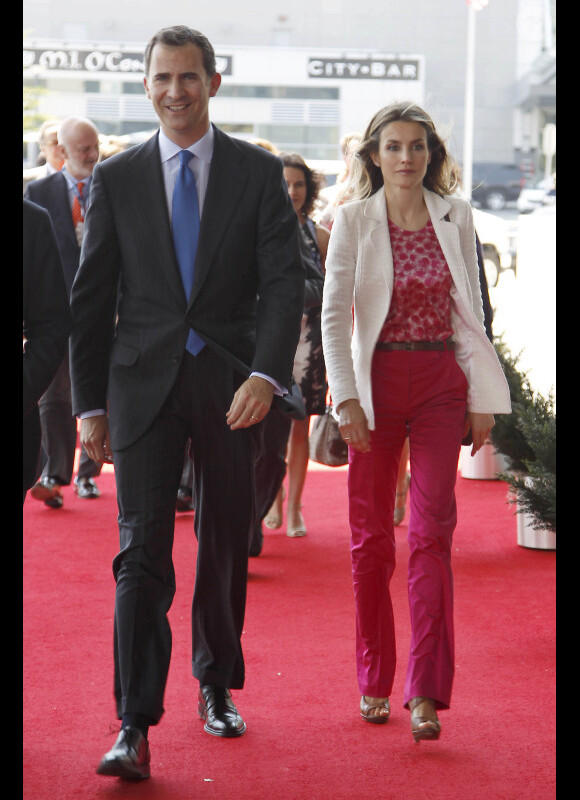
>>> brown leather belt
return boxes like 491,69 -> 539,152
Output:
375,338 -> 455,352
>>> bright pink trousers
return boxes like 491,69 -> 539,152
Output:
348,349 -> 468,710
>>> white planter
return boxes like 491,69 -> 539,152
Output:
517,509 -> 556,550
516,477 -> 556,550
461,441 -> 509,480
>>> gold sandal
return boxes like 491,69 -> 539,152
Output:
360,695 -> 390,724
409,696 -> 441,742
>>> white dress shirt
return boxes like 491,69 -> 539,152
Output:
158,126 -> 213,220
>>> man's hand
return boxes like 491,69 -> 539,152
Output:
226,376 -> 275,430
80,414 -> 113,463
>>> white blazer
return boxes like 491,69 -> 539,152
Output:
321,187 -> 511,430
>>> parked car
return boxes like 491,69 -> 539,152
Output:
472,208 -> 517,288
517,176 -> 555,213
470,162 -> 525,211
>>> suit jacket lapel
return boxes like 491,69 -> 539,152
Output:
364,189 -> 394,292
52,172 -> 79,245
189,127 -> 248,305
127,133 -> 187,307
424,189 -> 471,305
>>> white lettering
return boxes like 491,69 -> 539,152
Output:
39,50 -> 69,69
104,52 -> 121,70
308,57 -> 419,80
308,59 -> 324,76
85,52 -> 105,71
215,56 -> 229,74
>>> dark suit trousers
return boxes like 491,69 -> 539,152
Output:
39,355 -> 102,485
111,348 -> 258,724
23,407 -> 42,502
253,408 -> 291,537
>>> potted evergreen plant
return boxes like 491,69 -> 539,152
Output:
490,340 -> 556,549
461,338 -> 523,480
489,339 -> 536,472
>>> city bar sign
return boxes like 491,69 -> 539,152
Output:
308,57 -> 420,80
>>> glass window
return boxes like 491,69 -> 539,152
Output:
218,85 -> 339,100
256,125 -> 339,160
83,80 -> 122,94
122,82 -> 145,95
218,123 -> 255,134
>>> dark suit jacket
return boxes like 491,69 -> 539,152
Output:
23,199 -> 71,492
25,171 -> 81,295
70,126 -> 305,451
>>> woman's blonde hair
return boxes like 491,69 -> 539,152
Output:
349,102 -> 458,200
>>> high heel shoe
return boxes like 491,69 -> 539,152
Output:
360,695 -> 390,724
264,486 -> 285,530
409,696 -> 441,742
393,472 -> 410,526
286,505 -> 307,537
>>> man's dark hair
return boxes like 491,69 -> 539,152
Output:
144,26 -> 217,78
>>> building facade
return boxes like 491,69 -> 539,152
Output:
23,0 -> 555,176
23,41 -> 425,161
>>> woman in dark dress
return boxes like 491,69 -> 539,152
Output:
265,153 -> 330,537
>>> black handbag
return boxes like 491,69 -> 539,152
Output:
272,376 -> 306,420
309,406 -> 349,467
198,334 -> 306,420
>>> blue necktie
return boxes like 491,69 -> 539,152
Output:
172,150 -> 205,355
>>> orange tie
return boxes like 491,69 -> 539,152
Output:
72,182 -> 84,227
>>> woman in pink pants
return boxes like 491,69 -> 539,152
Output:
321,102 -> 511,742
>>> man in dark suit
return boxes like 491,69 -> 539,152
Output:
25,117 -> 103,508
23,199 -> 71,501
69,26 -> 304,780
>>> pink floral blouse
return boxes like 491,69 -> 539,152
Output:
379,219 -> 454,342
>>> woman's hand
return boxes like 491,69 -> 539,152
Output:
336,398 -> 371,453
465,412 -> 495,456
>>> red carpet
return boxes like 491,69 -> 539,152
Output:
23,461 -> 556,799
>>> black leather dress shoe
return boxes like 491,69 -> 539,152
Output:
96,726 -> 151,779
74,477 -> 101,499
30,476 -> 63,508
176,485 -> 194,512
198,685 -> 246,737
